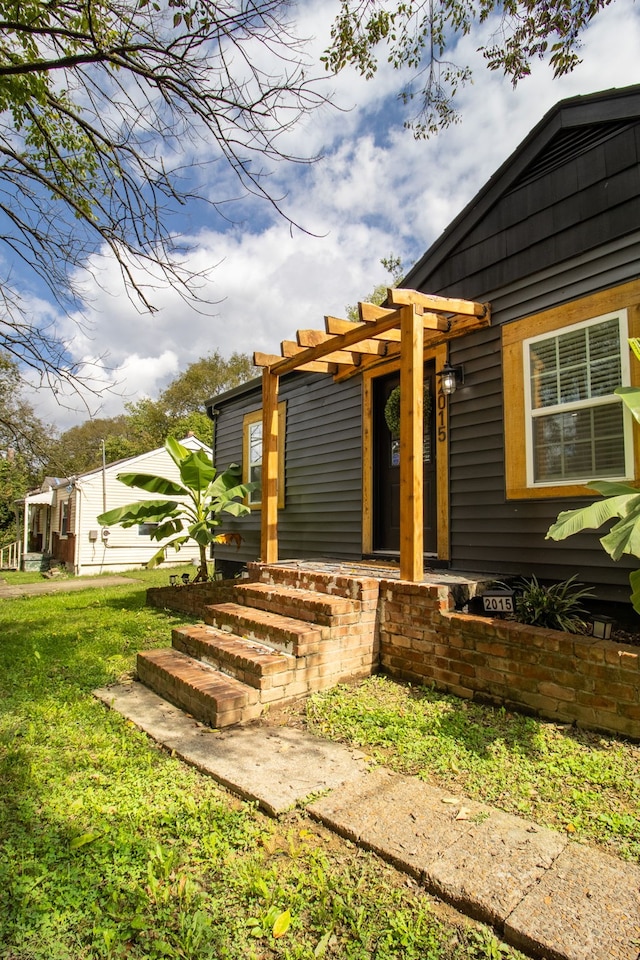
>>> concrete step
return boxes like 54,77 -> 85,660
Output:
172,623 -> 295,690
137,647 -> 261,728
233,581 -> 359,625
204,601 -> 326,656
249,562 -> 380,604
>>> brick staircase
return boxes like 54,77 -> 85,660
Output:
137,563 -> 380,728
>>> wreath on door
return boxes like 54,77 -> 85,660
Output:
384,385 -> 432,438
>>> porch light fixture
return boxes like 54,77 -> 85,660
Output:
438,361 -> 464,395
591,614 -> 614,640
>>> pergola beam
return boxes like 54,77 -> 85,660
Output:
325,315 -> 401,342
282,340 -> 361,367
263,308 -> 406,376
298,328 -> 387,356
388,288 -> 489,318
254,351 -> 339,375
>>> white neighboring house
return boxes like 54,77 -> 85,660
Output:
20,435 -> 209,576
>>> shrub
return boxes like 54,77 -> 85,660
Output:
512,574 -> 594,634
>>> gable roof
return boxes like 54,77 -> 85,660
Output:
403,83 -> 640,297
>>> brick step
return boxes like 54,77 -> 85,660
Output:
172,623 -> 296,689
203,601 -> 325,656
137,648 -> 262,728
249,563 -> 379,603
232,581 -> 359,625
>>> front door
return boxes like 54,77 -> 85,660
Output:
372,364 -> 437,554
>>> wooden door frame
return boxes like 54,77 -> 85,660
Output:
362,342 -> 450,561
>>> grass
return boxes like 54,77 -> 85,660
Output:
0,568 -> 526,960
306,676 -> 640,861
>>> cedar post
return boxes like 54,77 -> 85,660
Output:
261,368 -> 279,563
399,304 -> 424,582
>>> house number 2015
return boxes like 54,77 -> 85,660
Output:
437,391 -> 447,443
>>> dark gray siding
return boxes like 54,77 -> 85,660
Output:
213,372 -> 363,565
446,246 -> 640,602
426,122 -> 640,297
404,87 -> 640,298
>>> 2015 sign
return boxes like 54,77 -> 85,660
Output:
482,593 -> 515,614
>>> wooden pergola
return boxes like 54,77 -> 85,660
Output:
254,288 -> 491,582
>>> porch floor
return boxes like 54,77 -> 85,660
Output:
265,559 -> 496,594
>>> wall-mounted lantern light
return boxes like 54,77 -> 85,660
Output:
438,361 -> 465,395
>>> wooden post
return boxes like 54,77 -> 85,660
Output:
399,304 -> 424,582
261,368 -> 279,564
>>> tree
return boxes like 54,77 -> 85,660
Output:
0,0 -> 326,393
345,255 -> 404,321
45,350 -> 255,475
323,0 -> 613,136
97,436 -> 252,582
0,352 -> 53,542
159,351 -> 256,418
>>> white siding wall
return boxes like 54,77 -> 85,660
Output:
70,445 -> 203,576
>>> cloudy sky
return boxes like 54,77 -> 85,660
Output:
24,0 -> 640,430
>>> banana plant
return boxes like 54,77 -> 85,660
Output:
97,436 -> 254,582
546,386 -> 640,612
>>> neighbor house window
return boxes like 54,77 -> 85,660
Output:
524,312 -> 632,486
60,501 -> 69,536
242,403 -> 286,509
138,523 -> 159,536
502,282 -> 640,500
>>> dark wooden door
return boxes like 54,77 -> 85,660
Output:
372,365 -> 437,554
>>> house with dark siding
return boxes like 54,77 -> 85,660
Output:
208,84 -> 640,603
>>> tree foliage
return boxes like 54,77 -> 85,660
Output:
0,352 -> 53,541
44,350 -> 254,475
0,0 -> 325,391
324,0 -> 613,136
97,436 -> 252,581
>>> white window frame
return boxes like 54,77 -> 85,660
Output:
523,309 -> 634,487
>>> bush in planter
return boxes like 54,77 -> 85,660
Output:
512,574 -> 594,634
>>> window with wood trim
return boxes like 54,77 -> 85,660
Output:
242,403 -> 286,509
503,282 -> 640,500
524,312 -> 632,485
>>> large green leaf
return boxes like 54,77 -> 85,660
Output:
629,569 -> 640,615
588,480 -> 640,497
165,435 -> 189,469
97,500 -> 181,526
208,463 -> 243,497
116,472 -> 186,496
546,494 -> 640,542
146,534 -> 191,568
178,448 -> 216,493
219,498 -> 252,518
600,508 -> 640,561
616,385 -> 640,423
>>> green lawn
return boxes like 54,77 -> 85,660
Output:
306,676 -> 640,861
0,569 -> 525,960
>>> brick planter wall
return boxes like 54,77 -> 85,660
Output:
146,580 -> 239,618
379,579 -> 640,740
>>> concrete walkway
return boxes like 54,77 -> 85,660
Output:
0,575 -> 134,599
95,682 -> 640,960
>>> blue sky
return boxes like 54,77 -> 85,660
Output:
23,0 -> 640,430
